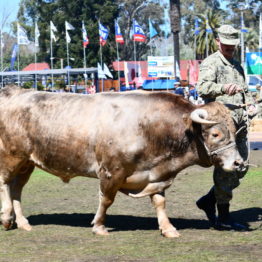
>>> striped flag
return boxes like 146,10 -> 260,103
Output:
82,21 -> 89,47
195,18 -> 200,35
99,22 -> 109,46
17,23 -> 30,45
115,21 -> 124,44
133,19 -> 146,42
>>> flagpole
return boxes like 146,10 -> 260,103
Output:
240,10 -> 245,68
0,30 -> 3,88
99,20 -> 104,92
115,19 -> 121,91
66,27 -> 71,90
17,23 -> 20,87
50,23 -> 54,91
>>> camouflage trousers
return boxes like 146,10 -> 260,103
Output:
213,134 -> 249,204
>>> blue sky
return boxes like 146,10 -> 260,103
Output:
1,0 -> 20,32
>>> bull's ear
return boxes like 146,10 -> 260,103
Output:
182,113 -> 193,130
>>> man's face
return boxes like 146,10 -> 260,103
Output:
216,39 -> 236,59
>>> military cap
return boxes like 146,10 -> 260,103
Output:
217,25 -> 239,45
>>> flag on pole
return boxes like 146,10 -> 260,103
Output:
246,52 -> 262,75
17,23 -> 30,45
97,62 -> 106,79
99,22 -> 109,46
35,23 -> 40,47
115,21 -> 124,44
205,17 -> 212,33
82,21 -> 89,47
50,21 -> 57,42
10,44 -> 18,70
65,21 -> 75,31
103,63 -> 113,78
241,14 -> 248,33
194,18 -> 200,35
133,19 -> 146,42
149,19 -> 158,39
65,21 -> 75,43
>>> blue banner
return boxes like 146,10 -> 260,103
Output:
10,44 -> 18,70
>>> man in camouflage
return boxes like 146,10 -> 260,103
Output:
196,25 -> 257,230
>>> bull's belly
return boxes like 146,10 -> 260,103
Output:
120,171 -> 174,198
30,153 -> 99,182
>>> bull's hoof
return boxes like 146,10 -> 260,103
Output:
18,223 -> 32,231
92,225 -> 109,236
2,221 -> 13,230
161,229 -> 181,238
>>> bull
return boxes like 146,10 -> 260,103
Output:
0,86 -> 244,238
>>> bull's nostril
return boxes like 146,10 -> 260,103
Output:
234,160 -> 241,167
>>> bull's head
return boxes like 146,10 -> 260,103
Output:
190,108 -> 245,172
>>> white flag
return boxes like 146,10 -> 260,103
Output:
103,63 -> 113,78
50,21 -> 57,32
35,23 -> 40,47
65,21 -> 74,43
17,23 -> 30,45
50,21 -> 57,42
97,63 -> 106,79
66,31 -> 71,43
65,21 -> 75,31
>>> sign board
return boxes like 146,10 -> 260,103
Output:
147,56 -> 174,78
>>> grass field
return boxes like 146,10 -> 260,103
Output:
0,153 -> 261,262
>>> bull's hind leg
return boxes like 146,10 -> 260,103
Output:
10,161 -> 35,231
0,176 -> 13,230
151,192 -> 180,238
91,165 -> 125,236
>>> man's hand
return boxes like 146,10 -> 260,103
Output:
247,104 -> 257,118
223,84 -> 242,95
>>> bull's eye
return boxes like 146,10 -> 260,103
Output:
212,133 -> 219,138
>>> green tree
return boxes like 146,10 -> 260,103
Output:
17,0 -> 119,68
169,0 -> 180,76
195,9 -> 222,59
116,0 -> 164,61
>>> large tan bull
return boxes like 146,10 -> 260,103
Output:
0,86 -> 244,237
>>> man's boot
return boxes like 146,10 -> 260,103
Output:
216,203 -> 247,231
196,187 -> 217,227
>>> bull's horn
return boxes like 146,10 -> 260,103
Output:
190,109 -> 217,125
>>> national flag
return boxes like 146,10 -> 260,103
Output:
133,19 -> 146,42
50,21 -> 57,42
10,44 -> 18,70
205,17 -> 212,33
194,18 -> 200,35
241,14 -> 248,33
82,21 -> 89,47
149,19 -> 157,39
17,23 -> 30,45
246,52 -> 262,75
103,63 -> 113,78
99,22 -> 109,46
35,22 -> 40,47
115,21 -> 124,44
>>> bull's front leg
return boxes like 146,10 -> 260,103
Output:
10,162 -> 35,231
91,164 -> 124,236
150,192 -> 180,238
0,178 -> 14,230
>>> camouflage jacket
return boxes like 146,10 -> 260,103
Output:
197,51 -> 254,126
